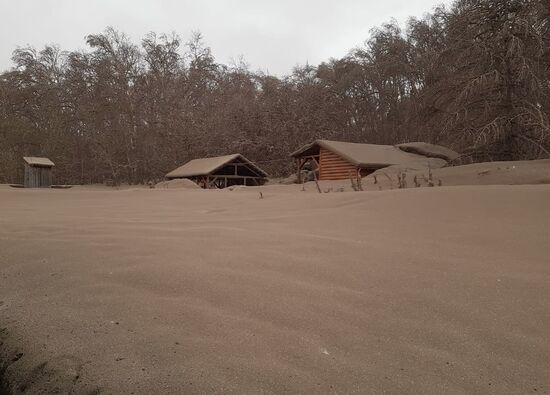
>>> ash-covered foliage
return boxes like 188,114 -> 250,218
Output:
1,0 -> 548,184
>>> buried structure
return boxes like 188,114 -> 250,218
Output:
23,157 -> 55,188
291,140 -> 459,182
165,154 -> 268,189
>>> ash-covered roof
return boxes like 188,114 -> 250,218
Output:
166,154 -> 268,178
291,140 -> 424,167
23,157 -> 55,167
395,142 -> 460,162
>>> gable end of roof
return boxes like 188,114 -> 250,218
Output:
166,154 -> 268,179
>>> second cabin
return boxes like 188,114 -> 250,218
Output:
290,140 -> 434,182
165,154 -> 268,189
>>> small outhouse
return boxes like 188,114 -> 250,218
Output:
23,157 -> 55,188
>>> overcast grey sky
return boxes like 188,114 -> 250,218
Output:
0,0 -> 450,76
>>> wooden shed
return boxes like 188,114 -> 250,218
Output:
23,157 -> 55,188
165,154 -> 268,189
290,140 -> 426,181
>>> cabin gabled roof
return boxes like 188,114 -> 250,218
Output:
290,140 -> 423,168
166,154 -> 268,179
23,157 -> 55,167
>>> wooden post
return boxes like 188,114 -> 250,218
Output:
312,165 -> 322,194
24,164 -> 29,188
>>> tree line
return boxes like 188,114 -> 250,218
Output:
0,0 -> 548,185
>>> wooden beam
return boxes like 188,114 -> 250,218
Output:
234,163 -> 264,178
221,161 -> 266,178
209,175 -> 264,179
297,158 -> 304,184
312,164 -> 322,193
297,155 -> 320,161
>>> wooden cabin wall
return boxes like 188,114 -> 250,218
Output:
24,164 -> 52,188
319,148 -> 358,180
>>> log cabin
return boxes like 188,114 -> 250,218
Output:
290,140 -> 431,182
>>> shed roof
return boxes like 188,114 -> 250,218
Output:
23,157 -> 55,167
396,142 -> 460,162
166,154 -> 268,179
290,140 -> 423,167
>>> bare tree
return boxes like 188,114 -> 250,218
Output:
0,1 -> 548,185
